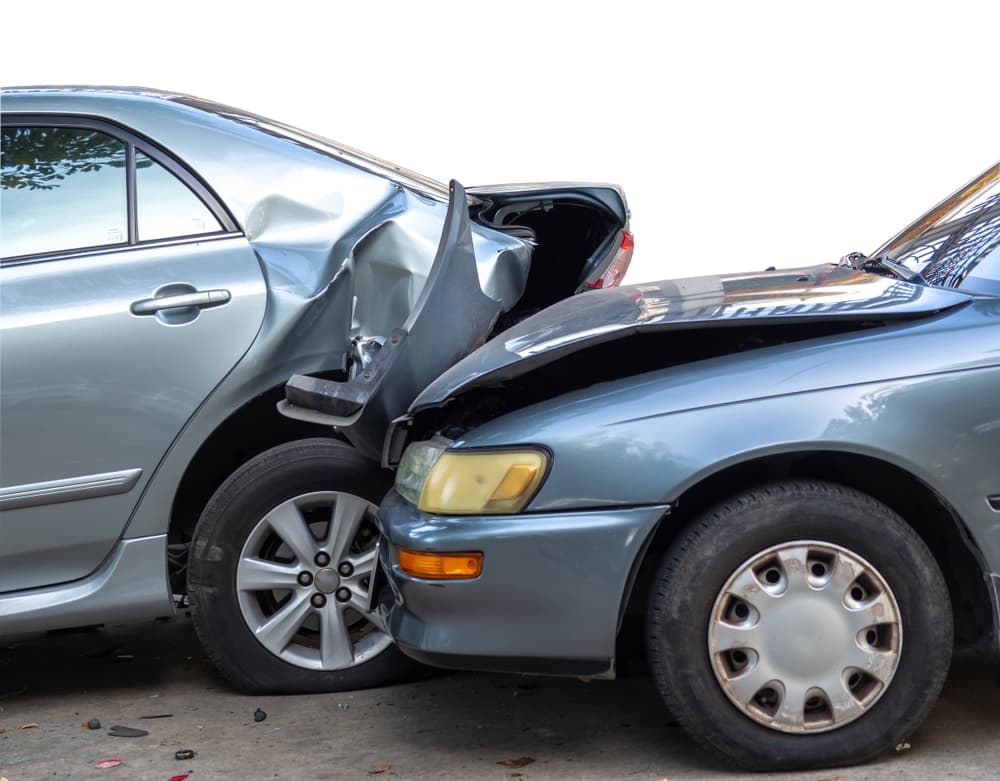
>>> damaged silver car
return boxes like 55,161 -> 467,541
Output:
376,161 -> 1000,768
0,87 -> 632,692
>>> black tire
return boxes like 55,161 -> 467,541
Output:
646,480 -> 953,770
188,437 -> 422,694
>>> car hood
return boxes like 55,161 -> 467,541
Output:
410,263 -> 972,411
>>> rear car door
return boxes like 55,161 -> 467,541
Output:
0,118 -> 266,592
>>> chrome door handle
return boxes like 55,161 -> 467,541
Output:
130,289 -> 231,316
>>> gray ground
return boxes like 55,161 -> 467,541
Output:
0,619 -> 996,780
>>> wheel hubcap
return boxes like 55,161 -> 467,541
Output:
236,491 -> 390,671
708,540 -> 902,733
314,568 -> 340,594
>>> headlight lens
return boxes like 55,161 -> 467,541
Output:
395,440 -> 549,515
395,437 -> 449,506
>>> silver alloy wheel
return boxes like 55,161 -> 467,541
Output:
236,491 -> 392,671
708,540 -> 902,733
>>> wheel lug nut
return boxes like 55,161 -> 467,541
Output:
338,562 -> 354,577
335,587 -> 351,603
297,571 -> 313,586
315,552 -> 331,567
311,593 -> 327,608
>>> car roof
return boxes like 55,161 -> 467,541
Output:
1,86 -> 450,205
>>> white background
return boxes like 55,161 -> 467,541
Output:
4,0 -> 997,283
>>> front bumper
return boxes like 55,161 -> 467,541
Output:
375,490 -> 669,677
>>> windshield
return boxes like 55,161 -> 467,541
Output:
872,162 -> 1000,294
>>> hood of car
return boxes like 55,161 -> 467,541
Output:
409,263 -> 972,411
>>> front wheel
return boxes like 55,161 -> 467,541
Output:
646,481 -> 953,770
188,438 -> 420,693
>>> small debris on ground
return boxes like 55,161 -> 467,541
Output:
168,774 -> 190,781
498,757 -> 535,769
895,742 -> 912,752
84,718 -> 101,730
17,723 -> 39,730
140,713 -> 173,719
94,759 -> 123,769
175,749 -> 196,760
337,703 -> 350,710
369,764 -> 392,775
253,708 -> 267,722
107,725 -> 149,738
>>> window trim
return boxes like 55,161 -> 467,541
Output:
1,113 -> 240,264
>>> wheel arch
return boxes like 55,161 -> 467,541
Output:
622,448 -> 997,652
166,381 -> 339,592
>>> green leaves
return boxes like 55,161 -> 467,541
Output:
1,127 -> 126,190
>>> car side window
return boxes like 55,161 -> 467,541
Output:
136,151 -> 222,242
1,126 -> 128,258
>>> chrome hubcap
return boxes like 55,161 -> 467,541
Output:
236,491 -> 390,671
708,541 -> 902,733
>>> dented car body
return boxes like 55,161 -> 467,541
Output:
377,162 -> 1000,769
0,87 -> 630,691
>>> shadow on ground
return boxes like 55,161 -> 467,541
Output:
0,618 -> 997,780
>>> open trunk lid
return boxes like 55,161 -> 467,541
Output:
279,179 -> 630,460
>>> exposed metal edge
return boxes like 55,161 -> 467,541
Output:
0,468 -> 143,511
276,399 -> 357,429
0,535 -> 174,636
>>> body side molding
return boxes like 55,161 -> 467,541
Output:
0,468 -> 143,511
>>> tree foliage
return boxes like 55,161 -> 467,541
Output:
2,127 -> 127,191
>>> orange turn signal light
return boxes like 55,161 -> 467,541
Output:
396,548 -> 483,580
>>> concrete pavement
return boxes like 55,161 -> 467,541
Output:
1,619 -> 997,780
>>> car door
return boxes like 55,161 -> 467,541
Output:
0,118 -> 266,592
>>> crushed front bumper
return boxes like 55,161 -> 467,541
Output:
375,490 -> 669,677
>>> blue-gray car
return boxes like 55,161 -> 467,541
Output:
0,87 -> 632,693
376,162 -> 1000,769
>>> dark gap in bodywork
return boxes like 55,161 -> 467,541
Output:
475,199 -> 616,320
406,320 -> 890,441
282,181 -> 625,460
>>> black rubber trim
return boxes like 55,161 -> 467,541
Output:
125,142 -> 138,244
988,495 -> 1000,512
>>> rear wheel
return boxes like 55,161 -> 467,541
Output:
188,438 -> 420,693
646,481 -> 952,770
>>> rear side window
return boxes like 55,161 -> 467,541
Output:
136,151 -> 222,242
1,123 -> 225,260
1,127 -> 128,257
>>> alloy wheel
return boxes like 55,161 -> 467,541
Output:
236,491 -> 391,671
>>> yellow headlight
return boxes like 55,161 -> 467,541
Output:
418,449 -> 548,515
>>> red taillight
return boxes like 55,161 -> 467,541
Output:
586,229 -> 634,289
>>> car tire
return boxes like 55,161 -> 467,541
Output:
646,480 -> 953,770
188,437 -> 422,694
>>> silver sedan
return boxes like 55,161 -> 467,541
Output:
0,86 -> 632,692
